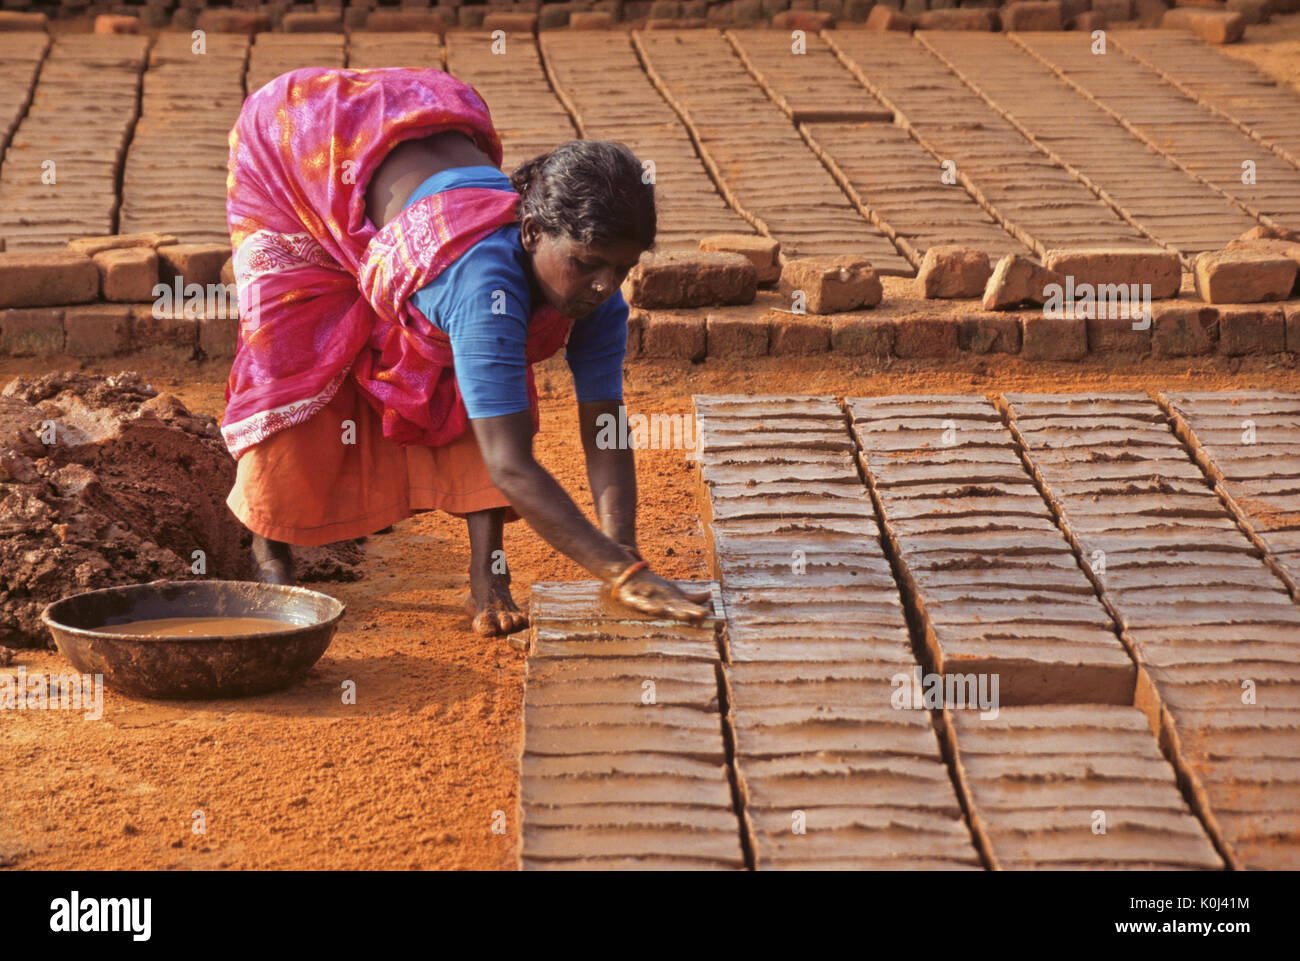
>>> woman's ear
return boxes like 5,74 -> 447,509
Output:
519,215 -> 539,252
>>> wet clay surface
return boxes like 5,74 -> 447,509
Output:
2,351 -> 1299,869
0,371 -> 363,650
950,705 -> 1223,870
104,617 -> 299,637
518,581 -> 742,870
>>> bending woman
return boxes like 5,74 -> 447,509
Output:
220,67 -> 710,637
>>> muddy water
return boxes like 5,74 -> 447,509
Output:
104,617 -> 298,637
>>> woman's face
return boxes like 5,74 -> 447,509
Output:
521,216 -> 645,318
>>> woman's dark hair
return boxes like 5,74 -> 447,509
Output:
510,139 -> 656,250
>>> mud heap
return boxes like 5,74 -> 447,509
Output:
0,371 -> 363,649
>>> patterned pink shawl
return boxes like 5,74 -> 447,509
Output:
221,67 -> 573,458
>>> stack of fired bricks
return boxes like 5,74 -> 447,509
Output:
517,391 -> 1299,870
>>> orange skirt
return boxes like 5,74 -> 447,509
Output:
227,375 -> 514,546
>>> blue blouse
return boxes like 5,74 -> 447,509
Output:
405,165 -> 627,419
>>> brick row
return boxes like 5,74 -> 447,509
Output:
846,394 -> 1136,706
726,28 -> 1027,267
119,32 -> 249,245
919,32 -> 1258,258
518,581 -> 745,870
1162,389 -> 1300,596
0,34 -> 149,251
539,30 -> 753,251
694,394 -> 981,869
246,31 -> 345,95
0,32 -> 47,172
949,706 -> 1223,870
824,32 -> 1153,259
346,31 -> 444,69
1014,32 -> 1300,233
724,28 -> 894,126
445,31 -> 577,176
1115,31 -> 1300,173
633,30 -> 913,275
1005,391 -> 1300,870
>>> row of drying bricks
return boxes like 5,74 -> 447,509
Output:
517,390 -> 1300,870
0,31 -> 504,248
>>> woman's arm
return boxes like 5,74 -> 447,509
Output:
471,410 -> 712,621
578,399 -> 639,556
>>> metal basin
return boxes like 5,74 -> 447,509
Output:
40,579 -> 346,699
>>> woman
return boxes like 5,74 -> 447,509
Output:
220,66 -> 710,638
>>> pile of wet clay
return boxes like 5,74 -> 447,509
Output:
0,371 -> 363,650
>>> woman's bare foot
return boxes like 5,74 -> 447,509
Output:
462,507 -> 528,638
251,534 -> 295,586
463,573 -> 529,637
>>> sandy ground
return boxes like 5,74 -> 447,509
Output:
1223,12 -> 1300,92
1,349 -> 1297,870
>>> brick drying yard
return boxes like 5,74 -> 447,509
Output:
1,4 -> 1299,871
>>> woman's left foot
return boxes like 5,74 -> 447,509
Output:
464,575 -> 529,638
251,534 -> 295,586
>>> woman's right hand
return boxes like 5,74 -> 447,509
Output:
610,565 -> 714,622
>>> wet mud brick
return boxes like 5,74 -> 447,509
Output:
1113,31 -> 1300,171
539,31 -> 753,251
347,32 -> 446,69
245,32 -> 345,94
1162,390 -> 1300,594
723,663 -> 982,869
519,580 -> 744,870
0,32 -> 48,160
527,580 -> 723,660
120,33 -> 251,245
632,29 -> 912,275
0,34 -> 149,251
726,29 -> 1027,267
918,31 -> 1260,258
1003,392 -> 1300,868
1004,390 -> 1297,624
445,32 -> 576,176
725,28 -> 894,124
847,394 -> 1136,705
1161,709 -> 1300,869
691,394 -> 979,867
1014,32 -> 1300,237
948,706 -> 1222,870
823,31 -> 1152,259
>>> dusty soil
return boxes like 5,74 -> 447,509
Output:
1224,12 -> 1300,93
1,348 -> 1297,870
0,371 -> 363,649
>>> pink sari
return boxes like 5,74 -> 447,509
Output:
221,67 -> 573,459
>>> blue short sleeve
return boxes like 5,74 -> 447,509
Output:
408,225 -> 533,420
566,292 -> 628,404
401,165 -> 536,420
